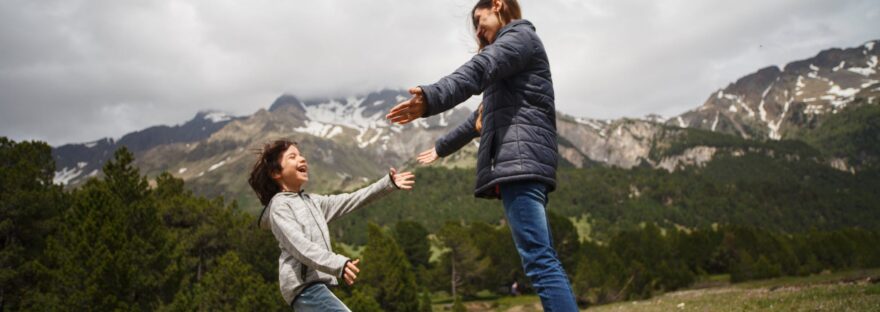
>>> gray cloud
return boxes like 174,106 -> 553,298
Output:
1,0 -> 877,145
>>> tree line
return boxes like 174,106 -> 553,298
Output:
3,137 -> 879,311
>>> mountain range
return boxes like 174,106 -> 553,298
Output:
51,39 -> 880,214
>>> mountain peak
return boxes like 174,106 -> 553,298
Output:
268,94 -> 303,112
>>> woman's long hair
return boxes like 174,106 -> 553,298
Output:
248,139 -> 297,206
472,0 -> 521,50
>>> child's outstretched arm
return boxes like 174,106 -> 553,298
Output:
268,202 -> 349,276
314,168 -> 414,222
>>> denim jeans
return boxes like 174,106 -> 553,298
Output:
501,181 -> 579,312
291,283 -> 350,312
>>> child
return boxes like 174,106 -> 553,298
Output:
387,0 -> 578,310
248,139 -> 414,311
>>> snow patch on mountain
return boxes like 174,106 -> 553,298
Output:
295,120 -> 344,139
53,162 -> 88,185
861,80 -> 879,88
804,104 -> 825,115
208,160 -> 225,172
848,56 -> 878,76
204,111 -> 232,123
575,117 -> 607,131
711,112 -> 720,132
825,85 -> 860,107
303,97 -> 389,139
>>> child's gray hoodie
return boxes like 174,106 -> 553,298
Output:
258,174 -> 397,304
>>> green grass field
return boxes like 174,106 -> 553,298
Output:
437,269 -> 880,311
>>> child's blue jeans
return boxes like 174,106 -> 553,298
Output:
291,283 -> 350,312
501,181 -> 579,312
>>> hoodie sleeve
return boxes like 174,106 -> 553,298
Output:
435,108 -> 480,157
420,24 -> 536,117
312,174 -> 397,222
267,200 -> 349,276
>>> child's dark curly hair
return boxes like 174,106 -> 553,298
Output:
248,139 -> 297,206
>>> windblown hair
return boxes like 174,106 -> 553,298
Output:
248,139 -> 297,206
472,0 -> 522,50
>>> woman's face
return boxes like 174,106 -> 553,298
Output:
474,7 -> 502,45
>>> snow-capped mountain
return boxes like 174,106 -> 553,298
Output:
670,40 -> 880,140
52,110 -> 239,185
51,89 -> 474,211
50,40 -> 880,213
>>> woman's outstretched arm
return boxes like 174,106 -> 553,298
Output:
435,108 -> 480,158
386,24 -> 537,124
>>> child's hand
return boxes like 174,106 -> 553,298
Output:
390,167 -> 415,190
417,147 -> 439,165
343,259 -> 360,285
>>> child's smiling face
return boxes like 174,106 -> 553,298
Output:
272,145 -> 309,192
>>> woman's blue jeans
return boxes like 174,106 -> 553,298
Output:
291,283 -> 350,312
501,181 -> 579,312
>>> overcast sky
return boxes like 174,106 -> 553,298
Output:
1,0 -> 878,146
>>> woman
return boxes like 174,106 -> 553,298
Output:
386,0 -> 578,310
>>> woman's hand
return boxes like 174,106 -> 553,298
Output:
343,259 -> 360,285
390,167 -> 415,190
386,87 -> 427,125
417,148 -> 439,165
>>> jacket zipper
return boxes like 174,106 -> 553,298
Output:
300,196 -> 331,249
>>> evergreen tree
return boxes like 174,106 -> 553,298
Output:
419,290 -> 433,312
181,252 -> 281,311
30,147 -> 173,310
359,223 -> 419,311
546,210 -> 581,275
0,138 -> 63,310
467,221 -> 521,293
451,295 -> 466,312
344,287 -> 383,312
394,220 -> 431,270
437,222 -> 490,298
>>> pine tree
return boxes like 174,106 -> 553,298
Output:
184,252 -> 282,311
31,147 -> 173,310
451,295 -> 466,312
0,138 -> 63,310
437,222 -> 490,298
359,223 -> 419,311
394,220 -> 431,270
344,286 -> 383,312
419,290 -> 433,312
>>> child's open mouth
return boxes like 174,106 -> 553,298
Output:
296,165 -> 308,173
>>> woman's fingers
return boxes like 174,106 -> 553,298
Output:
386,89 -> 426,125
417,148 -> 438,164
388,111 -> 417,124
387,101 -> 410,116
